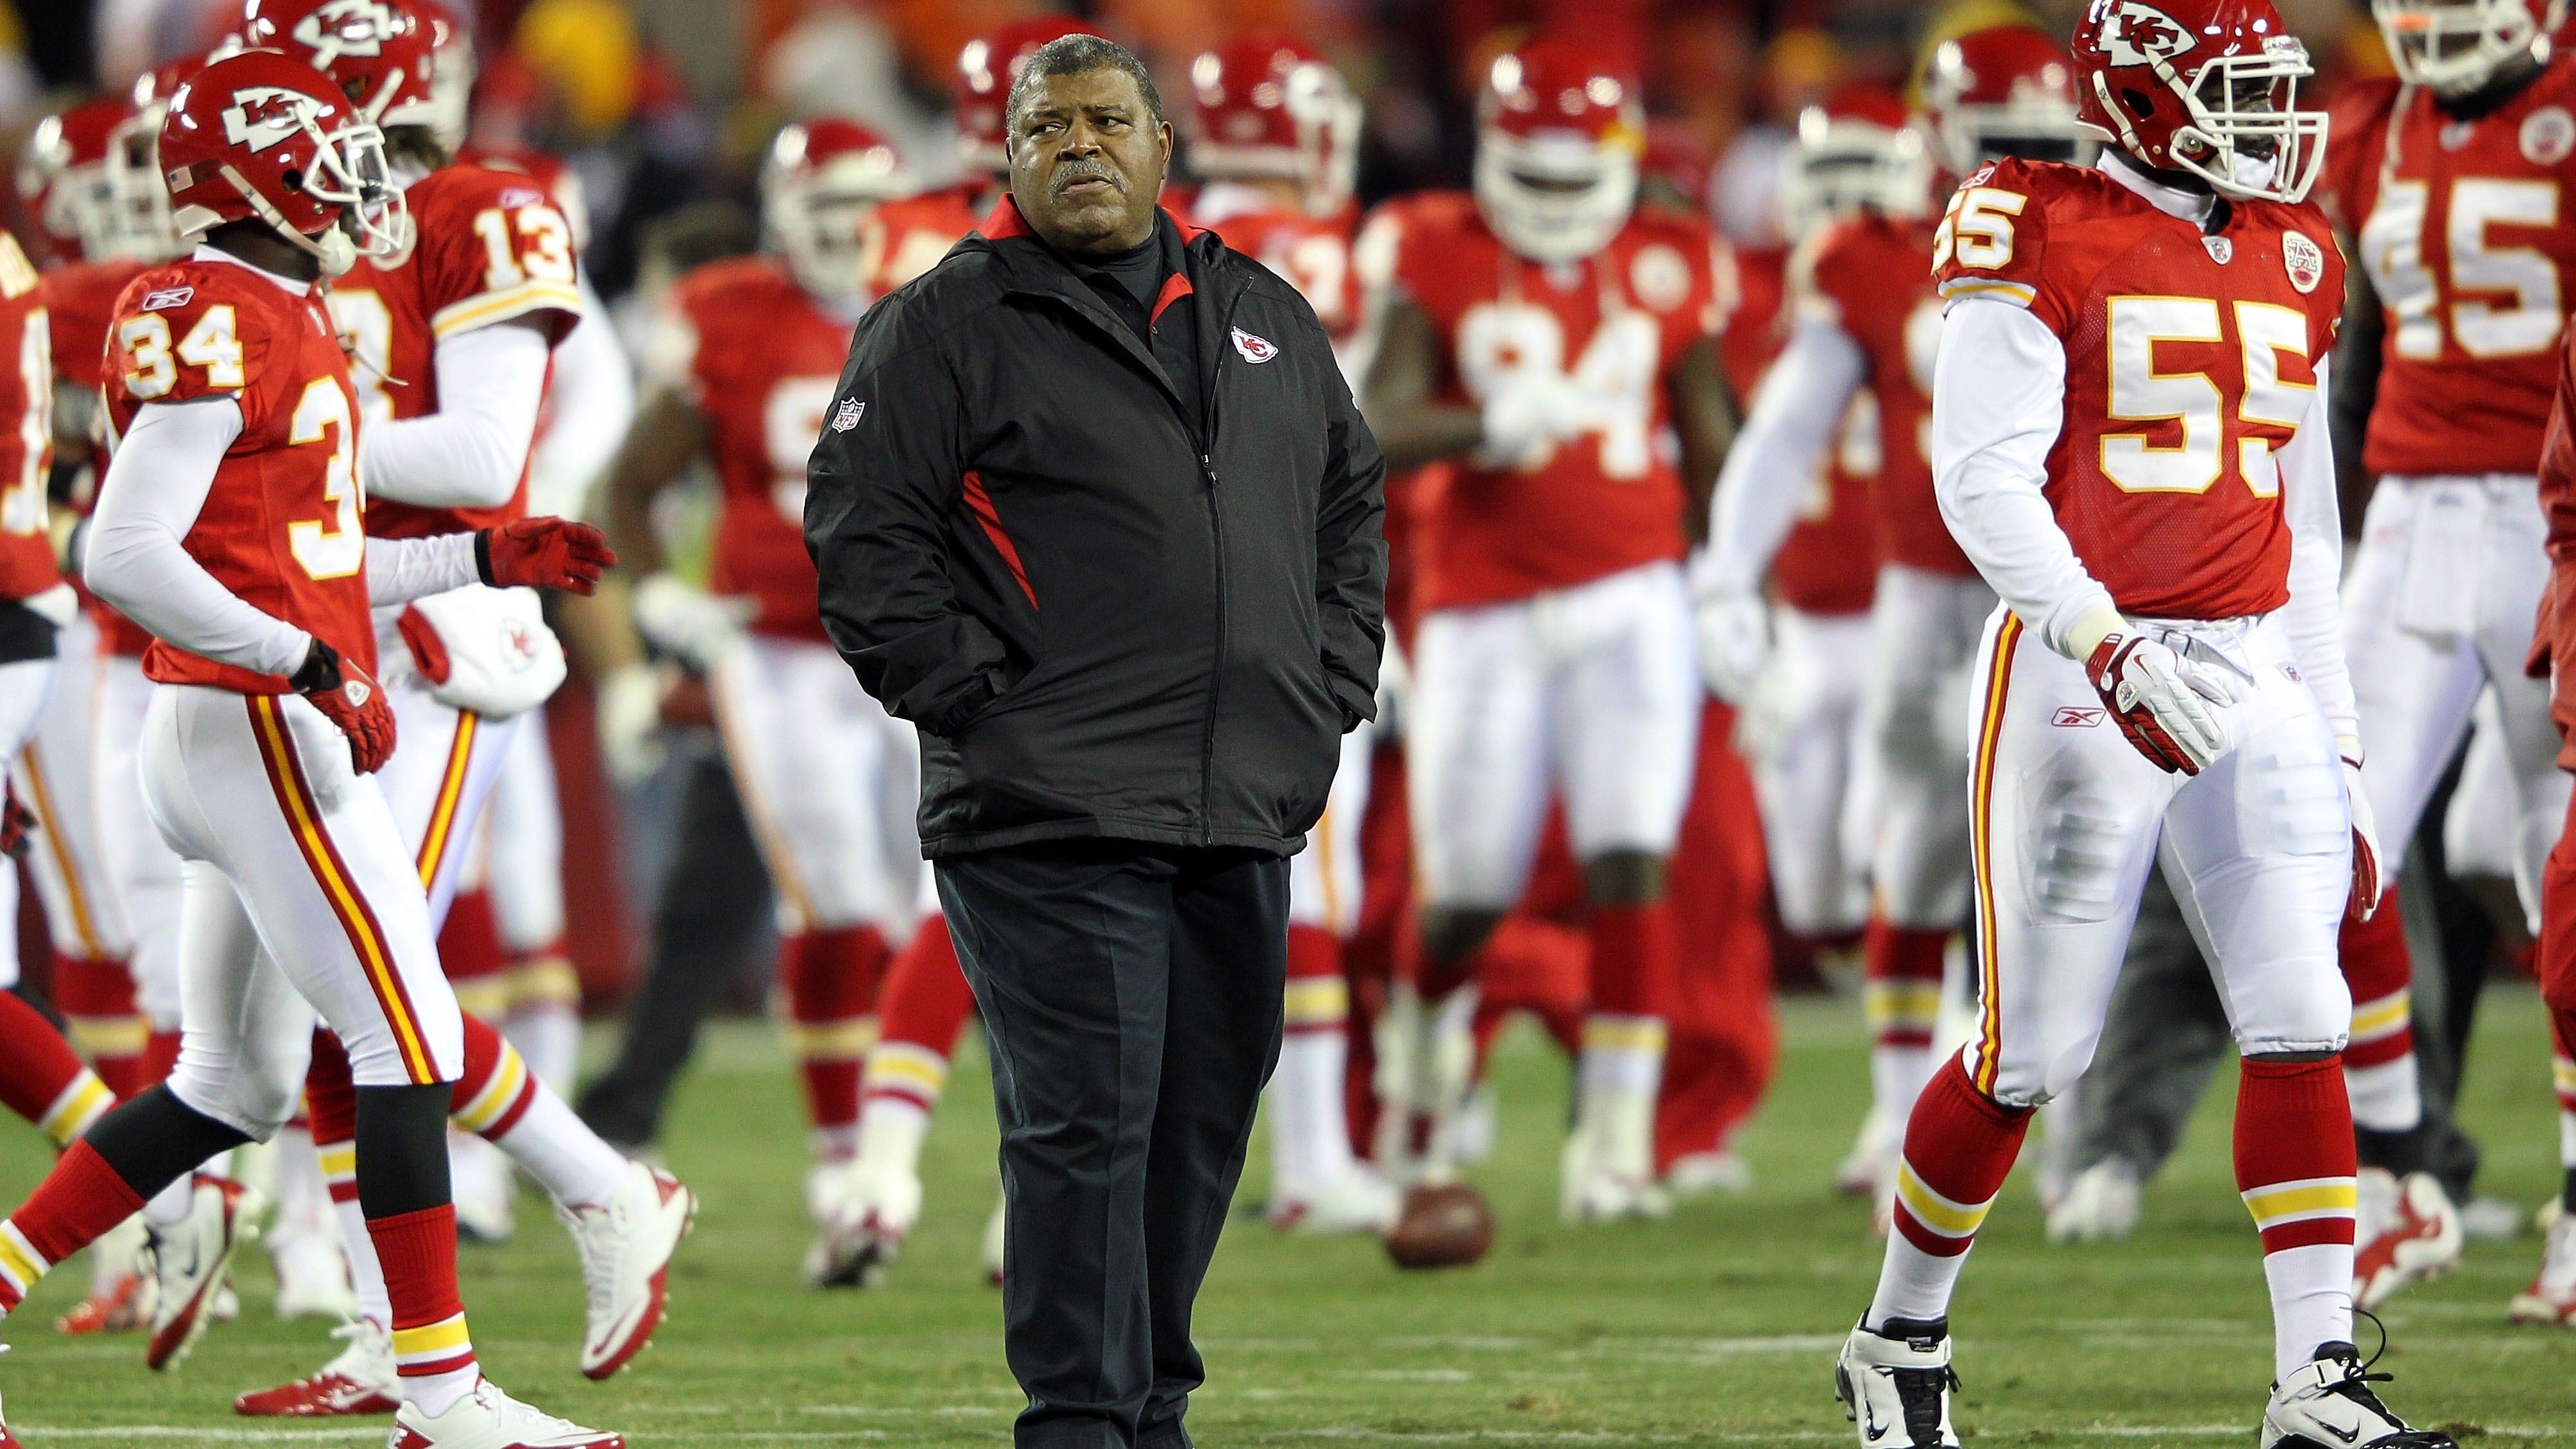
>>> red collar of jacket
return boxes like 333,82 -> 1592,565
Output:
977,192 -> 1206,247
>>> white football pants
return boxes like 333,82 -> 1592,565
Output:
1867,564 -> 1996,929
1746,603 -> 1874,938
15,614 -> 129,968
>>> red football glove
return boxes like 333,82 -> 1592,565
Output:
479,518 -> 617,595
2085,630 -> 2233,776
291,640 -> 396,775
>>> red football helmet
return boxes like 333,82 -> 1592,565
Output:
159,48 -> 407,276
1923,26 -> 2094,178
1776,84 -> 1933,242
955,17 -> 1108,177
2373,0 -> 2563,97
242,0 -> 442,135
1473,40 -> 1645,265
1187,35 -> 1361,218
106,48 -> 240,265
17,99 -> 129,260
2070,0 -> 2325,203
762,119 -> 907,308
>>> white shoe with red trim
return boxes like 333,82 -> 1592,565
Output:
234,1318 -> 399,1417
981,1194 -> 1007,1286
2509,1205 -> 2576,1327
2353,1169 -> 2463,1311
1268,1166 -> 1401,1235
560,1162 -> 693,1380
146,1176 -> 256,1370
389,1378 -> 623,1448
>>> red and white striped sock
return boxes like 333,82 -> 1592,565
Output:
854,917 -> 971,1184
1275,925 -> 1356,1192
453,1014 -> 623,1210
0,1141 -> 146,1315
782,926 -> 891,1164
2337,896 -> 2420,1134
368,1204 -> 478,1415
0,991 -> 114,1147
1864,921 -> 1949,1153
2236,1055 -> 2358,1380
56,957 -> 149,1101
1867,1055 -> 2032,1330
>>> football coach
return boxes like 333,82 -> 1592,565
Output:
803,31 -> 1386,1449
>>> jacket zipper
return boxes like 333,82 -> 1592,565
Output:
1195,287 -> 1242,846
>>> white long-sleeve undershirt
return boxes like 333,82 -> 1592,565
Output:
1697,315 -> 1866,596
87,399 -> 491,678
2275,362 -> 2358,743
356,320 -> 551,508
525,274 -> 634,520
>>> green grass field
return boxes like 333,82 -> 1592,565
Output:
4,988 -> 2573,1447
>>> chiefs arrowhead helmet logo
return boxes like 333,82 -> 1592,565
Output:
221,86 -> 325,154
290,0 -> 405,60
2092,0 -> 2196,69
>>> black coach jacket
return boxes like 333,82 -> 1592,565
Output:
804,197 -> 1388,858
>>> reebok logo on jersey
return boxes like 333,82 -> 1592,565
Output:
2051,707 -> 2105,728
2282,232 -> 2324,294
499,187 -> 546,210
142,286 -> 195,312
830,399 -> 864,433
1231,328 -> 1279,364
342,679 -> 371,708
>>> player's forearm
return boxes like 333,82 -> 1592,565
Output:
87,399 -> 312,676
357,322 -> 550,508
2278,361 -> 2359,744
1700,319 -> 1864,596
1363,402 -> 1484,472
526,278 -> 636,520
364,533 -> 481,605
1930,298 -> 2116,658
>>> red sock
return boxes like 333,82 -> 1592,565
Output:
782,926 -> 890,1153
367,1204 -> 478,1387
1584,901 -> 1678,1019
2539,810 -> 2576,1096
864,918 -> 975,1115
143,1030 -> 181,1087
0,991 -> 112,1146
1284,925 -> 1347,1034
439,889 -> 508,1023
1864,920 -> 1949,1050
450,1013 -> 537,1140
2236,1055 -> 2359,1251
2337,894 -> 2413,1069
306,1030 -> 359,1205
0,1140 -> 146,1309
56,957 -> 149,1101
1889,1055 -> 2032,1261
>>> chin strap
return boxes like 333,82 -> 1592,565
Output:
215,162 -> 355,277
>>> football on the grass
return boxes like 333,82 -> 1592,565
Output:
1385,1182 -> 1494,1269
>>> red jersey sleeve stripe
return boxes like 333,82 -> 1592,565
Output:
960,471 -> 1038,611
247,696 -> 439,1085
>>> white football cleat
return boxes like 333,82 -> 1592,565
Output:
2259,1341 -> 2454,1448
2509,1203 -> 2576,1327
450,1135 -> 517,1245
981,1194 -> 1007,1286
1268,1167 -> 1401,1235
1560,1086 -> 1671,1225
233,1318 -> 398,1417
0,1343 -> 20,1448
2045,1159 -> 2142,1244
1664,1150 -> 1753,1199
1835,1318 -> 1960,1448
1835,1107 -> 1889,1198
2353,1169 -> 2462,1311
559,1162 -> 694,1380
268,1223 -> 355,1322
147,1175 -> 255,1370
389,1378 -> 623,1448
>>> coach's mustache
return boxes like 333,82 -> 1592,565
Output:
1051,158 -> 1127,196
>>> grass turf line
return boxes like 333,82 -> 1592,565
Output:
0,992 -> 2570,1446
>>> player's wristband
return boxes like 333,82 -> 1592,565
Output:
473,528 -> 496,587
289,637 -> 343,694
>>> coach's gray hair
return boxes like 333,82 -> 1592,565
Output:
1004,33 -> 1166,135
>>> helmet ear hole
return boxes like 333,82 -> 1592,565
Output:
280,166 -> 305,192
2121,88 -> 2158,121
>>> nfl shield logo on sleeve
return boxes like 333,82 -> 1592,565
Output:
1231,328 -> 1278,364
830,399 -> 864,433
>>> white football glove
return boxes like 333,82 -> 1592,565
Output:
2084,628 -> 2237,775
595,663 -> 669,788
632,572 -> 753,668
1694,589 -> 1771,705
1474,375 -> 1588,470
2342,742 -> 2382,921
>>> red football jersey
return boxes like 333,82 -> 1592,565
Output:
1358,192 -> 1733,610
2325,63 -> 2576,478
864,184 -> 984,294
0,237 -> 58,603
41,255 -> 156,652
1803,212 -> 1969,578
650,255 -> 848,641
1932,159 -> 2343,621
1188,186 -> 1360,340
455,142 -> 591,250
330,163 -> 581,540
104,260 -> 376,691
1726,244 -> 1876,616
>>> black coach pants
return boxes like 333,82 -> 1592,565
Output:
936,840 -> 1289,1449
